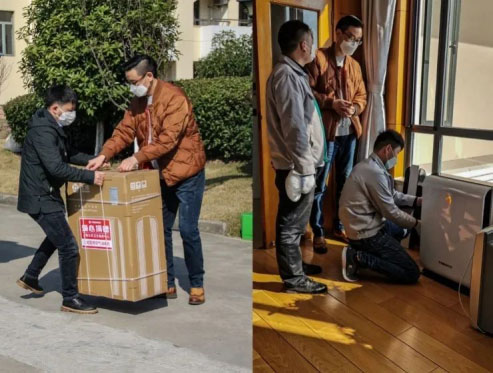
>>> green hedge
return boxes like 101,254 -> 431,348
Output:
3,93 -> 43,144
4,76 -> 252,161
176,76 -> 252,161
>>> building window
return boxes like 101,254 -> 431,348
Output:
0,11 -> 13,56
239,1 -> 253,26
194,1 -> 200,26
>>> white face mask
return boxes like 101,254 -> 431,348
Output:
58,110 -> 76,127
340,40 -> 358,56
130,83 -> 148,97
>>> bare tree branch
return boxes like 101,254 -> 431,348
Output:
0,57 -> 12,97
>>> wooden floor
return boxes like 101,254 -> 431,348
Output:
253,238 -> 493,373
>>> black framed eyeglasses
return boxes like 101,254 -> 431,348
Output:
343,31 -> 363,46
127,75 -> 146,85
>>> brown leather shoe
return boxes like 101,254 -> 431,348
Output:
333,229 -> 349,243
189,287 -> 205,305
313,236 -> 327,254
166,286 -> 178,299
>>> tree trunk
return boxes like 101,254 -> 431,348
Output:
94,121 -> 104,155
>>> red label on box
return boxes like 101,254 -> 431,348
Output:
79,218 -> 112,250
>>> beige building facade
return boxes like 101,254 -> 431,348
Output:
171,0 -> 252,80
0,0 -> 30,106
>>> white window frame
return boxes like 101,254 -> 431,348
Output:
0,11 -> 14,56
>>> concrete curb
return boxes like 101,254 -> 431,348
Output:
0,193 -> 229,236
0,193 -> 17,206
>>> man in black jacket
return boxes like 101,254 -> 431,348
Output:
16,85 -> 105,314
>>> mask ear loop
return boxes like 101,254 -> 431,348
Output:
389,145 -> 395,162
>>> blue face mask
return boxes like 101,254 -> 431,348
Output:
385,148 -> 397,170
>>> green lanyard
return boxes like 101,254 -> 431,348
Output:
313,99 -> 328,162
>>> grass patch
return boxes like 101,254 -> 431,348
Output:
0,139 -> 21,196
0,139 -> 252,237
202,160 -> 252,237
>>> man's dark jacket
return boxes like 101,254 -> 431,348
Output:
17,108 -> 95,214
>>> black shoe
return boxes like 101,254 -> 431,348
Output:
302,262 -> 322,275
313,236 -> 328,254
61,297 -> 98,314
342,246 -> 359,282
16,275 -> 44,295
285,277 -> 327,294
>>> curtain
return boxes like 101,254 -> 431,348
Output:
358,0 -> 397,161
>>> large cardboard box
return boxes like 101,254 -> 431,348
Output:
67,170 -> 167,302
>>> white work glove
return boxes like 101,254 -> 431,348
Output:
285,170 -> 315,202
301,173 -> 315,194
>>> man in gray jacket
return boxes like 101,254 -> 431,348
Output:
266,20 -> 327,294
339,130 -> 422,283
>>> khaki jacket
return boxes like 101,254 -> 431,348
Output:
306,44 -> 367,141
100,79 -> 206,186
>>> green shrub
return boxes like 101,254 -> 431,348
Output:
6,76 -> 253,161
176,76 -> 252,161
194,31 -> 252,79
3,93 -> 43,144
18,0 -> 180,151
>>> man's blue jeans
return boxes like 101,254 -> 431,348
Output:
310,133 -> 356,237
161,170 -> 205,289
25,211 -> 79,301
349,220 -> 420,284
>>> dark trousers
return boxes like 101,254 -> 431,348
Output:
350,221 -> 420,284
275,170 -> 315,286
25,211 -> 79,300
161,169 -> 205,289
310,133 -> 356,237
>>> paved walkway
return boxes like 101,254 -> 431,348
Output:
0,204 -> 252,372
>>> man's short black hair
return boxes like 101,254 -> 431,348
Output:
336,15 -> 363,32
122,54 -> 158,78
278,20 -> 313,55
374,130 -> 405,151
44,85 -> 78,108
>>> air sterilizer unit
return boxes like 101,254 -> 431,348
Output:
421,175 -> 492,287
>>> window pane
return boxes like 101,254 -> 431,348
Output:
0,11 -> 12,23
193,1 -> 199,25
412,133 -> 434,174
446,0 -> 493,130
270,4 -> 318,65
415,0 -> 441,124
441,137 -> 493,183
443,1 -> 457,125
5,23 -> 12,55
239,1 -> 253,26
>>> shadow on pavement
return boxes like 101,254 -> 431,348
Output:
32,259 -> 194,315
18,254 -> 195,314
173,256 -> 191,293
0,241 -> 35,263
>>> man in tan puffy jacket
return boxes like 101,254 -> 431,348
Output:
87,55 -> 207,305
306,15 -> 367,250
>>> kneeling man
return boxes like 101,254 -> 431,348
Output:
339,130 -> 422,283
